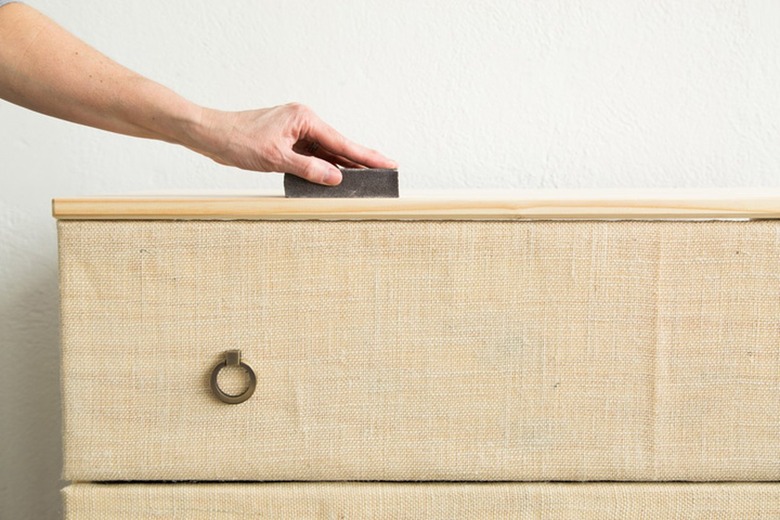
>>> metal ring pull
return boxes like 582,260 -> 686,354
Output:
210,350 -> 256,404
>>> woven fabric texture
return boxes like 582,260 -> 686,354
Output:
58,220 -> 780,481
62,482 -> 780,519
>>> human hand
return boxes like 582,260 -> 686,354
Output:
194,103 -> 397,185
0,5 -> 396,185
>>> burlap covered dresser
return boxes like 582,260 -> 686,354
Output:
54,191 -> 780,518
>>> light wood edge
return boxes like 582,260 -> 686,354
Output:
51,196 -> 780,220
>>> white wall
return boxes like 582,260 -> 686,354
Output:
2,1 -> 780,517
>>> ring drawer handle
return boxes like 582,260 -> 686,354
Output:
210,350 -> 256,404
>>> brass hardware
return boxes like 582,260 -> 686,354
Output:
210,350 -> 256,404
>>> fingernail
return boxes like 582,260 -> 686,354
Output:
387,159 -> 399,169
324,168 -> 342,185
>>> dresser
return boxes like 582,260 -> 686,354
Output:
55,191 -> 780,518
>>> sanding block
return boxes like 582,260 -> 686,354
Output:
284,168 -> 399,198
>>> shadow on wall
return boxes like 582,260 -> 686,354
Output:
0,258 -> 65,520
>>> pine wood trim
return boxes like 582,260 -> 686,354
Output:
52,190 -> 780,220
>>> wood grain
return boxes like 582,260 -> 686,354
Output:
52,190 -> 780,220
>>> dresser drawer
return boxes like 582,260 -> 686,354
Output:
55,195 -> 780,481
62,482 -> 780,519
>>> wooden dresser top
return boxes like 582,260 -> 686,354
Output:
52,189 -> 780,220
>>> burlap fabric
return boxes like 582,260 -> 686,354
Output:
58,220 -> 780,481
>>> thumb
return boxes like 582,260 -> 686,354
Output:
283,152 -> 342,186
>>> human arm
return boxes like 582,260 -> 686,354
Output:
0,3 -> 396,184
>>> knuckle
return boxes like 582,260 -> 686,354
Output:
300,161 -> 321,182
285,102 -> 310,117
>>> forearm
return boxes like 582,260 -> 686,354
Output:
0,3 -> 395,184
0,3 -> 207,148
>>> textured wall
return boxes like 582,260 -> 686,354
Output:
2,0 -> 780,518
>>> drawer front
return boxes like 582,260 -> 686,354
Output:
58,220 -> 780,481
62,482 -> 780,519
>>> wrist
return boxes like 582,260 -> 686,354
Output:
181,105 -> 234,160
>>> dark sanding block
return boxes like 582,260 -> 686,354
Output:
284,168 -> 399,198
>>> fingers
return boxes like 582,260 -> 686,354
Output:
307,118 -> 398,170
315,149 -> 364,169
282,151 -> 342,186
293,139 -> 364,169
